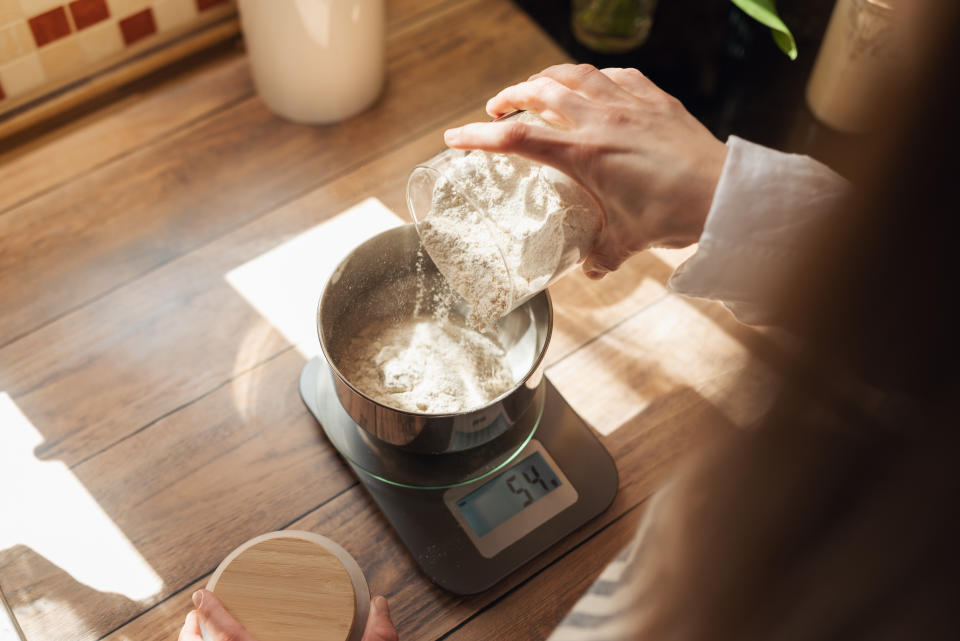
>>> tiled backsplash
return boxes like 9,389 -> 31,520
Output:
0,0 -> 235,115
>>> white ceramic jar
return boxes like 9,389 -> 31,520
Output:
237,0 -> 385,124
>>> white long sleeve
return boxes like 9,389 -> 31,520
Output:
668,136 -> 850,325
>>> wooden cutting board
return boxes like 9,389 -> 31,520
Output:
206,531 -> 369,641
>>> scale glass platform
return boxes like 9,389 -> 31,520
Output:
299,354 -> 618,594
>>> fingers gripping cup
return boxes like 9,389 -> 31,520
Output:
406,112 -> 602,329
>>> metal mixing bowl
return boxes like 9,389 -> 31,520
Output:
318,224 -> 552,454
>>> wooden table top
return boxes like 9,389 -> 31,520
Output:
0,1 -> 784,640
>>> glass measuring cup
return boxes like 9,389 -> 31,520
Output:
406,111 -> 602,327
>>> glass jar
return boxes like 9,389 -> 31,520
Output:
571,0 -> 658,54
806,0 -> 896,133
406,112 -> 601,328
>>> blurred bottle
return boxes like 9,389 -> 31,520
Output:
571,0 -> 659,54
806,0 -> 895,133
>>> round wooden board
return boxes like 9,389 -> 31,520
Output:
206,531 -> 369,641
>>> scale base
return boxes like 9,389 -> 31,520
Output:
300,357 -> 618,595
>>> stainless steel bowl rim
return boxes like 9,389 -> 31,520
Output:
316,237 -> 554,419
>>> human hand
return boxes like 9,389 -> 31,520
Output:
178,589 -> 399,641
443,64 -> 728,278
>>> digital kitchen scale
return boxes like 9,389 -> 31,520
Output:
299,355 -> 618,594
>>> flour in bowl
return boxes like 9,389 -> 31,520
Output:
339,314 -> 514,413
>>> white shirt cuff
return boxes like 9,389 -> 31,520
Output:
668,136 -> 850,325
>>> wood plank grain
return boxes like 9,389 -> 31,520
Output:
0,0 -> 565,347
387,0 -> 452,29
0,48 -> 253,214
544,245 -> 697,367
0,107 -> 489,471
547,295 -> 785,437
0,348 -> 357,641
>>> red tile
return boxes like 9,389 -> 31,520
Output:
197,0 -> 229,11
119,8 -> 156,46
28,7 -> 72,47
69,0 -> 110,30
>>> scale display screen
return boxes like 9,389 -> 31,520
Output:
455,452 -> 562,538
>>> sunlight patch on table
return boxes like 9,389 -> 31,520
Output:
0,393 -> 163,602
225,198 -> 403,360
547,295 -> 772,435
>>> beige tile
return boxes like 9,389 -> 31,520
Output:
0,50 -> 44,96
153,0 -> 196,31
17,0 -> 62,17
0,19 -> 33,62
105,0 -> 150,18
76,17 -> 121,62
37,36 -> 84,79
1,0 -> 25,28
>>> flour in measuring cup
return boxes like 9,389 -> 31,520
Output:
419,114 -> 597,330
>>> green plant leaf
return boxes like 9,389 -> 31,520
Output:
730,0 -> 798,60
